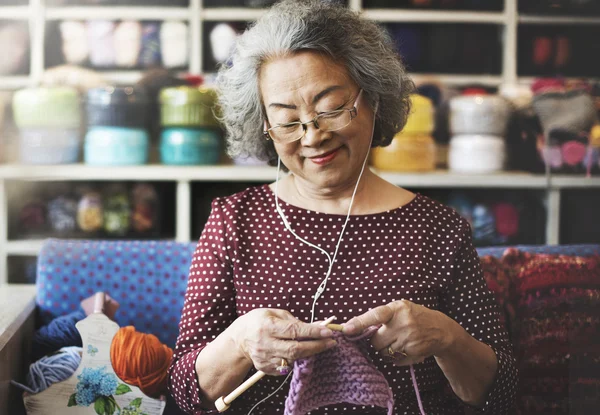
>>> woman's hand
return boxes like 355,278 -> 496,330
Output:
343,300 -> 460,366
229,308 -> 337,375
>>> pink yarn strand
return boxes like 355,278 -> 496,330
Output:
410,364 -> 426,415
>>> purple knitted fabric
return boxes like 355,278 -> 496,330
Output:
284,327 -> 394,415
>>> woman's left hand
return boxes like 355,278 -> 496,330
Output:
342,300 -> 460,366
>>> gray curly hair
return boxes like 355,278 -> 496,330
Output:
217,0 -> 414,166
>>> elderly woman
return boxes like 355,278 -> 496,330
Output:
168,1 -> 517,414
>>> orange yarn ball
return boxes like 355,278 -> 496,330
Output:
110,326 -> 173,398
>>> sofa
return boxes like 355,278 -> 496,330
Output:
12,239 -> 600,414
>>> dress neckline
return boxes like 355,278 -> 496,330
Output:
261,184 -> 420,219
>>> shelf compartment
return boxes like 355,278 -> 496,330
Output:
560,189 -> 600,244
5,180 -> 176,242
6,255 -> 37,284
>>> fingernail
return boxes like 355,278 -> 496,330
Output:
320,328 -> 333,337
327,340 -> 337,348
343,323 -> 356,333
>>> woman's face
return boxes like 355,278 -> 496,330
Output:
259,51 -> 375,190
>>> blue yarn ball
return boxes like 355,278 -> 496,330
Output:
12,346 -> 82,395
472,204 -> 497,243
31,310 -> 85,361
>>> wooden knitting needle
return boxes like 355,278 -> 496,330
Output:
215,371 -> 266,412
326,323 -> 344,332
215,316 -> 339,412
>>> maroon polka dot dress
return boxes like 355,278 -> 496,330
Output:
168,185 -> 517,414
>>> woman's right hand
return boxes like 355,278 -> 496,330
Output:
229,308 -> 337,375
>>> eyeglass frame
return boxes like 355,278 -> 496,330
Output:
263,89 -> 364,143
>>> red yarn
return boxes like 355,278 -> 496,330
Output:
492,203 -> 519,239
531,78 -> 565,95
110,326 -> 173,398
461,87 -> 488,96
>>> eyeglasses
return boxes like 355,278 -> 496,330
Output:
263,89 -> 363,144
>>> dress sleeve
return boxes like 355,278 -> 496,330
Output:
168,198 -> 237,415
439,220 -> 518,414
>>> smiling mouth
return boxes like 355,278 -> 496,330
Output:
308,146 -> 342,165
308,147 -> 341,159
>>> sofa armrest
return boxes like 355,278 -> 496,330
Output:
0,284 -> 36,415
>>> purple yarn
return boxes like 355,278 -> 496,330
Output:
285,326 -> 394,415
541,146 -> 563,169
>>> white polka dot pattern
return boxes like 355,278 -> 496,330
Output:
168,185 -> 517,414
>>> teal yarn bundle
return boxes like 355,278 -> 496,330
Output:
12,346 -> 82,394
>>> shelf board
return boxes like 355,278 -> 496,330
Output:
202,8 -> 506,23
96,70 -> 191,84
5,238 -> 196,256
5,240 -> 44,256
45,6 -> 190,20
518,76 -> 600,85
361,9 -> 506,24
200,72 -> 503,87
410,73 -> 502,87
99,71 -> 144,84
202,7 -> 266,21
0,164 -> 279,182
377,170 -> 548,188
2,164 -> 599,188
549,175 -> 600,188
0,5 -> 30,20
0,76 -> 31,90
519,14 -> 600,25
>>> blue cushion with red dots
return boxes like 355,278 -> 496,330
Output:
36,239 -> 197,348
36,240 -> 599,349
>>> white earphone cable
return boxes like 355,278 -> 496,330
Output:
274,141 -> 372,324
247,100 -> 379,415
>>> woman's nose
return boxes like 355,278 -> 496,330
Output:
301,122 -> 329,147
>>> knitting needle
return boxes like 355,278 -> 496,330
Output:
215,371 -> 266,412
322,315 -> 344,332
326,323 -> 344,332
215,316 -> 339,412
